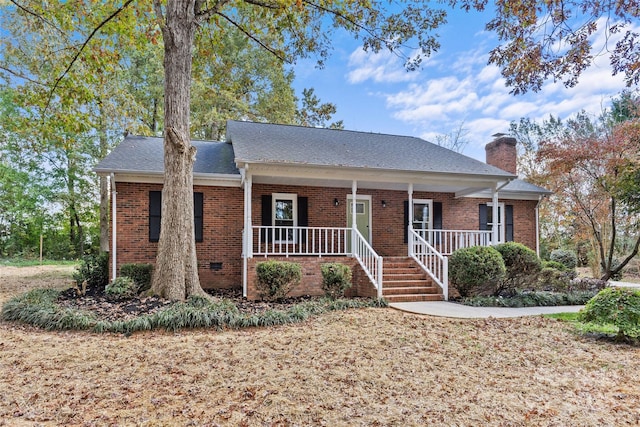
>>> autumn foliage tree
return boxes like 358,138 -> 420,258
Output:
536,93 -> 640,280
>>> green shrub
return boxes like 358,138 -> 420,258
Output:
537,266 -> 579,292
550,249 -> 578,270
449,246 -> 506,298
579,287 -> 640,341
255,261 -> 302,301
494,242 -> 542,295
105,276 -> 139,299
321,263 -> 353,299
542,260 -> 568,272
120,263 -> 154,293
73,252 -> 109,290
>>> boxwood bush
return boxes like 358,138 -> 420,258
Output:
494,242 -> 542,295
120,263 -> 154,293
105,276 -> 139,299
255,261 -> 302,301
449,246 -> 506,297
578,287 -> 640,341
321,263 -> 352,299
550,249 -> 578,270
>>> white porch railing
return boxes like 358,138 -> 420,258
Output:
252,226 -> 350,256
250,225 -> 383,298
409,229 -> 449,300
352,228 -> 383,299
415,229 -> 493,255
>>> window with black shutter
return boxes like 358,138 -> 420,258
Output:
149,191 -> 204,242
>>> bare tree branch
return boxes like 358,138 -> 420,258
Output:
0,64 -> 48,86
9,0 -> 66,36
43,0 -> 136,116
217,12 -> 286,62
194,0 -> 233,24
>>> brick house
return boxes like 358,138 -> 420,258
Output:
95,121 -> 550,301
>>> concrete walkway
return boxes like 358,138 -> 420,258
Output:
390,281 -> 640,319
389,301 -> 584,318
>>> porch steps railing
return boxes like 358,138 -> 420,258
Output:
352,228 -> 383,299
382,257 -> 444,302
409,229 -> 449,300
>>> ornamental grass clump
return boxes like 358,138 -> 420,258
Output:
449,246 -> 506,297
321,262 -> 352,299
578,287 -> 640,341
255,261 -> 302,301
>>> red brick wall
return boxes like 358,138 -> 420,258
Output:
112,181 -> 538,294
112,182 -> 244,289
246,256 -> 374,300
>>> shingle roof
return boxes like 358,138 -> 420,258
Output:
226,120 -> 514,178
502,179 -> 552,195
94,135 -> 239,176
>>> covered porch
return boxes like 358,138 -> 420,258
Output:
240,171 -> 509,301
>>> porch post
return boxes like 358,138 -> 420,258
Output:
408,183 -> 414,257
351,180 -> 357,254
492,187 -> 499,245
242,168 -> 252,298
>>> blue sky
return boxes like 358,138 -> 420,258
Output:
292,7 -> 636,162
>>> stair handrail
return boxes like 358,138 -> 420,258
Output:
352,228 -> 383,299
409,228 -> 448,300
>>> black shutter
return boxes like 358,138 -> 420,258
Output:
433,202 -> 443,244
403,200 -> 409,244
149,191 -> 162,242
194,192 -> 203,242
433,202 -> 443,229
479,204 -> 488,231
505,204 -> 514,242
298,197 -> 308,243
261,195 -> 272,243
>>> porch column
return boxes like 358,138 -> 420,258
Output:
408,183 -> 414,256
351,180 -> 357,253
242,168 -> 253,298
492,187 -> 499,245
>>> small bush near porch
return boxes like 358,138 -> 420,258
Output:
320,263 -> 352,299
255,261 -> 302,301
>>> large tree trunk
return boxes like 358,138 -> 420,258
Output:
150,0 -> 204,300
98,111 -> 110,253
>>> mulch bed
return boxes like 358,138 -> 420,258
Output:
56,285 -> 318,322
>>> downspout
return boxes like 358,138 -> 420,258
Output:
242,166 -> 252,298
535,195 -> 542,257
110,173 -> 117,281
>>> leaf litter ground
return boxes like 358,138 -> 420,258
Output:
1,265 -> 639,426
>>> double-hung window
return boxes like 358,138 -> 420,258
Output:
273,193 -> 297,242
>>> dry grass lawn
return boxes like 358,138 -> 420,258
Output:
1,265 -> 639,426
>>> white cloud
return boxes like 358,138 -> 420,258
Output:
346,48 -> 426,84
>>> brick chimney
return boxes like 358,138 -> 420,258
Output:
485,133 -> 517,175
